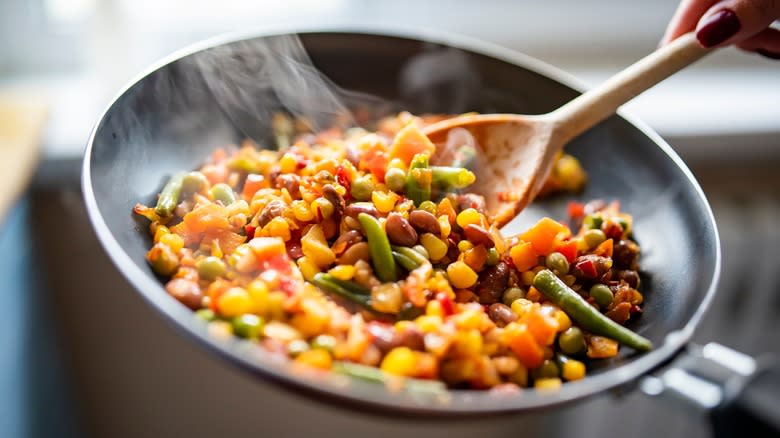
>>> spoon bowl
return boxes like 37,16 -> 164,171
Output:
423,33 -> 709,227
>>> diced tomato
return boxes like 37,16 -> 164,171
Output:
554,239 -> 578,263
568,201 -> 585,219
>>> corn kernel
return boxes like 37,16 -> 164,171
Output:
267,292 -> 287,322
562,359 -> 586,381
415,315 -> 443,333
456,208 -> 482,228
297,256 -> 320,281
372,190 -> 398,213
534,377 -> 562,390
438,215 -> 451,239
381,347 -> 417,376
420,233 -> 448,261
387,157 -> 407,171
291,200 -> 315,222
447,261 -> 478,289
153,225 -> 170,243
511,298 -> 534,318
454,308 -> 483,330
279,152 -> 298,174
217,287 -> 252,317
509,364 -> 529,387
426,299 -> 444,317
294,349 -> 332,369
453,329 -> 483,357
247,280 -> 269,315
521,271 -> 536,286
160,233 -> 184,253
262,217 -> 291,241
555,309 -> 572,332
457,240 -> 473,253
328,264 -> 356,281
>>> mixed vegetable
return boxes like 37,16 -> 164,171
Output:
134,112 -> 649,392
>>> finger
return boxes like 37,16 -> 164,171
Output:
696,0 -> 780,47
736,27 -> 780,58
661,0 -> 718,46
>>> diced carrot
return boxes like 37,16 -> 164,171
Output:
388,123 -> 436,165
510,241 -> 538,272
586,335 -> 619,359
554,239 -> 578,263
526,309 -> 559,346
593,238 -> 613,258
505,323 -> 544,369
242,174 -> 267,200
363,149 -> 388,182
183,203 -> 230,233
248,236 -> 287,261
170,222 -> 201,247
519,217 -> 568,256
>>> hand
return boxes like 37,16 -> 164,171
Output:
661,0 -> 780,59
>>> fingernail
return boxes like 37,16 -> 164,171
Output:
756,49 -> 780,60
696,9 -> 741,47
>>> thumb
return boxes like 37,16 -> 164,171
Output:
696,0 -> 780,47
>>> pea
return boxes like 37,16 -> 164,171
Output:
287,339 -> 310,357
546,252 -> 570,275
558,327 -> 586,355
210,183 -> 236,205
350,176 -> 374,201
583,229 -> 607,249
182,171 -> 209,194
583,214 -> 603,230
195,308 -> 216,322
232,314 -> 264,339
589,283 -> 614,309
418,200 -> 438,216
532,359 -> 560,379
502,287 -> 526,306
197,256 -> 226,281
310,334 -> 337,353
485,247 -> 500,266
384,168 -> 407,193
412,244 -> 429,260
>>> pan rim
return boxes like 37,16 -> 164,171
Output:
81,24 -> 721,416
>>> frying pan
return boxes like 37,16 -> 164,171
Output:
82,28 -> 777,434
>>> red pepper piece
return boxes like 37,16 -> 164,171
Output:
575,258 -> 598,279
436,292 -> 455,316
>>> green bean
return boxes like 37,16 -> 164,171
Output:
533,269 -> 652,351
311,273 -> 372,308
392,251 -> 418,271
154,172 -> 186,217
405,154 -> 432,206
430,166 -> 476,190
391,245 -> 429,267
332,361 -> 446,394
317,273 -> 370,296
358,213 -> 396,282
210,183 -> 236,205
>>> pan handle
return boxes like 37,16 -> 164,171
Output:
639,343 -> 779,437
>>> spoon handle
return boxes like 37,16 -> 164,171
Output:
549,32 -> 710,145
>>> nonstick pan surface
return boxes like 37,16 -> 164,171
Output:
82,28 -> 720,416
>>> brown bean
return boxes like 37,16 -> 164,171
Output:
488,303 -> 518,327
408,210 -> 440,234
331,230 -> 363,255
344,202 -> 379,219
256,199 -> 286,228
275,174 -> 300,197
336,241 -> 370,265
367,322 -> 425,353
385,213 -> 418,247
613,269 -> 640,288
612,239 -> 640,270
476,261 -> 509,304
322,184 -> 345,216
462,224 -> 494,248
456,193 -> 487,213
165,278 -> 203,310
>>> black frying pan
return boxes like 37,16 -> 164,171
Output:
82,28 -> 777,434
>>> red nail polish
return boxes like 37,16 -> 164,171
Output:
697,9 -> 741,47
756,49 -> 780,60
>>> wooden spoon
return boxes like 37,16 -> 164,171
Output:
422,33 -> 710,228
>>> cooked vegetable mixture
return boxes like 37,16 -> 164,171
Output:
135,112 -> 650,392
